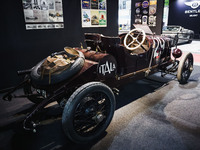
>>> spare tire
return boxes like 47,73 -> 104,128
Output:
30,50 -> 85,87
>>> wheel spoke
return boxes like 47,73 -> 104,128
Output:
128,33 -> 135,41
136,32 -> 142,39
127,33 -> 136,47
136,39 -> 140,45
73,91 -> 110,136
74,111 -> 87,117
74,119 -> 94,125
184,60 -> 189,68
98,104 -> 106,112
128,41 -> 134,47
77,122 -> 97,133
74,115 -> 96,128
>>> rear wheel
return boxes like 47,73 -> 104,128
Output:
177,53 -> 193,84
62,82 -> 116,144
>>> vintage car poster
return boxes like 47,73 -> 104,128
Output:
81,0 -> 107,27
99,0 -> 106,10
149,0 -> 157,26
82,10 -> 91,27
141,0 -> 149,25
91,10 -> 99,25
99,11 -> 106,25
22,0 -> 64,30
135,2 -> 142,24
149,15 -> 156,26
82,0 -> 90,9
91,0 -> 98,9
142,15 -> 148,25
134,0 -> 157,27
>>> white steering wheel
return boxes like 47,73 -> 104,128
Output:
124,28 -> 146,51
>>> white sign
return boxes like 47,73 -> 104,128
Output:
98,61 -> 116,76
22,0 -> 64,30
184,1 -> 200,18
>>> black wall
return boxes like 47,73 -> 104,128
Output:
1,0 -> 118,89
168,0 -> 200,38
1,0 -> 164,89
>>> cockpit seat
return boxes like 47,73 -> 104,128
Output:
100,35 -> 121,51
84,33 -> 102,50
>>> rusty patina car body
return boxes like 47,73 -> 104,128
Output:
1,25 -> 194,144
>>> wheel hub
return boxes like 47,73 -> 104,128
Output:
190,66 -> 194,72
93,113 -> 105,124
85,106 -> 95,115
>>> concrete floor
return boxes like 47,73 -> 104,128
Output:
177,40 -> 200,55
0,41 -> 200,150
0,65 -> 199,150
175,40 -> 200,66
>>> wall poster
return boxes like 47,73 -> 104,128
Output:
134,0 -> 157,27
141,0 -> 149,25
81,0 -> 107,28
149,0 -> 157,26
22,0 -> 64,30
135,2 -> 142,24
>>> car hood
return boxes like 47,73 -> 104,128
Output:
162,31 -> 179,34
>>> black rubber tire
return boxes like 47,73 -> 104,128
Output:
62,82 -> 116,144
188,34 -> 193,43
30,50 -> 85,86
23,75 -> 45,104
177,52 -> 193,84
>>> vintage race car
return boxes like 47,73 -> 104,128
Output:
162,25 -> 194,45
1,25 -> 194,144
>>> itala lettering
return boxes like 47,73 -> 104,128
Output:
99,61 -> 116,76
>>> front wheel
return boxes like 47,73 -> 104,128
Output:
62,82 -> 116,144
177,52 -> 193,84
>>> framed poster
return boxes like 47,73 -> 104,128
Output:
149,0 -> 157,26
81,0 -> 107,28
141,0 -> 149,25
134,0 -> 157,27
22,0 -> 64,30
135,2 -> 142,24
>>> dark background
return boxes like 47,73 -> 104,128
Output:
1,0 -> 164,89
168,0 -> 200,38
1,0 -> 119,89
